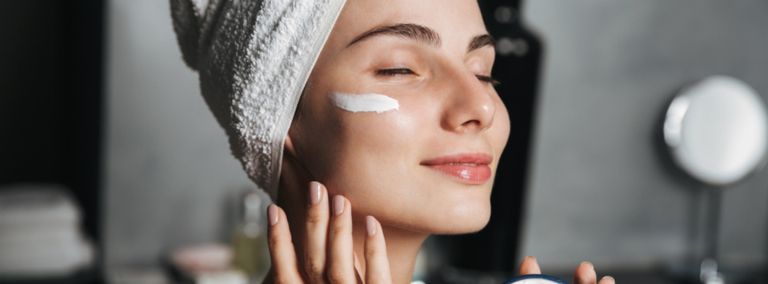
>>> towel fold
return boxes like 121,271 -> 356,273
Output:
0,185 -> 94,277
171,0 -> 347,199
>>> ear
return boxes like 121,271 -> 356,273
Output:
284,101 -> 305,159
284,131 -> 299,159
169,0 -> 204,70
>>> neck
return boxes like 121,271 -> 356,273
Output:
278,156 -> 428,284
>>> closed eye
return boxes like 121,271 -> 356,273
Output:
476,74 -> 501,86
377,68 -> 499,86
376,68 -> 416,76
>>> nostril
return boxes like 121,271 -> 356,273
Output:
446,99 -> 496,132
461,119 -> 481,128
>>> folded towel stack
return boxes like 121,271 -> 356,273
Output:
0,184 -> 94,278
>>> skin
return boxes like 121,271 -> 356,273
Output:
264,0 -> 616,283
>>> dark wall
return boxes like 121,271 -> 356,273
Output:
0,1 -> 104,244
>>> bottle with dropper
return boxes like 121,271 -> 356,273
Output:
231,190 -> 270,281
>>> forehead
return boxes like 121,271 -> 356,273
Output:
326,0 -> 487,51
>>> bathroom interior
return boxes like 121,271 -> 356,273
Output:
1,0 -> 768,283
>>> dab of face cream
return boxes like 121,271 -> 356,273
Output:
330,92 -> 399,114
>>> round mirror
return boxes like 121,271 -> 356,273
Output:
664,75 -> 768,186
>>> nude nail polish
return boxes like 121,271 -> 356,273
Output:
333,195 -> 345,216
308,181 -> 322,205
527,256 -> 541,272
366,216 -> 377,236
268,204 -> 278,226
584,261 -> 595,273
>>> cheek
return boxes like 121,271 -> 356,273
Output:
312,95 -> 432,217
335,105 -> 422,173
307,95 -> 426,184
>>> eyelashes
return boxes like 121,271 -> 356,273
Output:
475,74 -> 501,86
376,68 -> 500,86
376,68 -> 416,76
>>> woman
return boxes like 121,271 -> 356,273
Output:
171,0 -> 615,283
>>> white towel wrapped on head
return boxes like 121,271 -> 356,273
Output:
170,0 -> 347,200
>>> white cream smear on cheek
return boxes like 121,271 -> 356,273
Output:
329,92 -> 400,113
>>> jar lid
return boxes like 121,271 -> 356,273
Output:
504,274 -> 566,284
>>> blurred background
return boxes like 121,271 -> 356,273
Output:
1,0 -> 767,283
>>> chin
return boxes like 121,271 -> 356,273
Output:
426,198 -> 492,235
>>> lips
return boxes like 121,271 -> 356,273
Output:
420,153 -> 493,185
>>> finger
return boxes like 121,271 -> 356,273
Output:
267,204 -> 303,283
353,252 -> 364,284
573,261 -> 597,284
598,276 -> 615,284
327,195 -> 355,283
518,256 -> 542,275
304,181 -> 329,283
364,216 -> 392,284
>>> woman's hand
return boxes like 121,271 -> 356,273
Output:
263,181 -> 392,284
519,256 -> 615,284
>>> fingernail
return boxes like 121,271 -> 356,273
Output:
524,255 -> 541,274
308,181 -> 322,205
601,276 -> 615,283
268,204 -> 279,226
366,216 -> 377,236
530,256 -> 540,268
333,195 -> 345,216
581,261 -> 595,274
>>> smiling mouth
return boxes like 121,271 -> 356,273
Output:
420,153 -> 493,185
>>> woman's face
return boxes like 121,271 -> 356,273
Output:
288,0 -> 510,234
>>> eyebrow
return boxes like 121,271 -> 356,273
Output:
468,34 -> 495,53
347,23 -> 495,53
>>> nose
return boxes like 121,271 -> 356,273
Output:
441,68 -> 496,133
